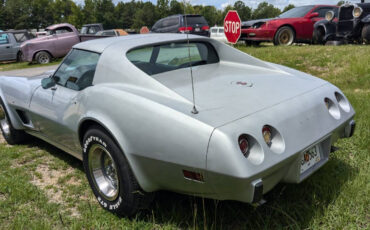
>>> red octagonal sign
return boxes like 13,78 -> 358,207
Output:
224,10 -> 241,44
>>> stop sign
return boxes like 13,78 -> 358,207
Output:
224,10 -> 241,44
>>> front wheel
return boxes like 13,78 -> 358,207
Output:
35,51 -> 51,64
313,27 -> 325,45
83,127 -> 153,216
274,26 -> 295,46
361,24 -> 370,44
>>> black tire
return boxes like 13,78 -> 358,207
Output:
361,25 -> 370,44
16,51 -> 23,62
245,40 -> 252,46
313,27 -> 325,45
35,51 -> 51,64
82,126 -> 153,216
273,26 -> 295,46
0,99 -> 27,145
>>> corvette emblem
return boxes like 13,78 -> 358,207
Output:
231,81 -> 253,87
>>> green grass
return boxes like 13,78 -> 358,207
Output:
0,44 -> 369,229
0,59 -> 61,72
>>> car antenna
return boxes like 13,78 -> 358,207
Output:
183,0 -> 198,114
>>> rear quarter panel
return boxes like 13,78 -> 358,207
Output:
78,84 -> 215,194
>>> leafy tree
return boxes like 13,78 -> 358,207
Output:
52,0 -> 76,23
200,6 -> 218,26
82,0 -> 97,25
233,0 -> 252,21
282,4 -> 295,13
157,0 -> 170,18
133,2 -> 156,29
68,4 -> 84,28
169,0 -> 183,15
252,2 -> 281,19
337,1 -> 346,6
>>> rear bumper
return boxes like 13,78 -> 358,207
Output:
206,118 -> 355,203
205,84 -> 355,204
241,28 -> 275,41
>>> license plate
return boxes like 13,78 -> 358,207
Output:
195,28 -> 200,32
300,145 -> 321,174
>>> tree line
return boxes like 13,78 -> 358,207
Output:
0,0 -> 343,31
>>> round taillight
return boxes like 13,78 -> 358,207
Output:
262,126 -> 272,146
238,135 -> 249,156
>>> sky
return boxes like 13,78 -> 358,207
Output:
73,0 -> 359,10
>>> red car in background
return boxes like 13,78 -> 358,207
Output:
240,5 -> 338,46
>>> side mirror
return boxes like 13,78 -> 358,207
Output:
41,77 -> 56,89
308,12 -> 319,18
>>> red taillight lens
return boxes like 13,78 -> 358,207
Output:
238,135 -> 249,156
178,26 -> 193,32
262,126 -> 272,146
201,26 -> 210,31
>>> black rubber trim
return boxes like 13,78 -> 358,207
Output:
252,181 -> 263,203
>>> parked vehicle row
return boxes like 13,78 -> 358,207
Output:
0,30 -> 34,62
240,5 -> 339,46
313,2 -> 370,44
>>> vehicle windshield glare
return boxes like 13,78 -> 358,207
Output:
126,41 -> 219,76
278,5 -> 314,18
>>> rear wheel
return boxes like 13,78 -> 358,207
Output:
83,126 -> 153,216
0,100 -> 26,145
35,51 -> 51,64
361,25 -> 370,44
313,27 -> 325,45
274,26 -> 295,46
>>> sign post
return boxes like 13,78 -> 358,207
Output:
224,10 -> 241,44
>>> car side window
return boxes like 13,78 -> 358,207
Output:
163,17 -> 178,27
127,42 -> 219,76
53,49 -> 100,91
0,34 -> 9,44
55,26 -> 73,34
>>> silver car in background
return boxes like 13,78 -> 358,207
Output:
0,34 -> 355,216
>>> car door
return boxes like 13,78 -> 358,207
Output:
0,33 -> 16,61
29,49 -> 100,151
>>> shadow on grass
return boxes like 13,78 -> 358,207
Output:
21,137 -> 357,229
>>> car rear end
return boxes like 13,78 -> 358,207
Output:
180,15 -> 210,37
206,84 -> 355,204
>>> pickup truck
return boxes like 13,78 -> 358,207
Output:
0,30 -> 34,62
20,23 -> 110,64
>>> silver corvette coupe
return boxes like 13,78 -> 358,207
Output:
0,34 -> 355,216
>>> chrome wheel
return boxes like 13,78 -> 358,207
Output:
88,144 -> 119,201
0,104 -> 10,137
38,53 -> 50,64
278,28 -> 294,45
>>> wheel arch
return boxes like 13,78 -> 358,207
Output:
32,50 -> 54,62
274,24 -> 296,39
78,116 -> 157,192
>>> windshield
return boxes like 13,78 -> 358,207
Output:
183,16 -> 208,25
278,5 -> 314,18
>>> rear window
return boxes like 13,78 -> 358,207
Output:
183,16 -> 208,25
127,42 -> 219,76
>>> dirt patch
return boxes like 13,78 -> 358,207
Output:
354,88 -> 370,94
0,193 -> 6,201
31,163 -> 82,217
